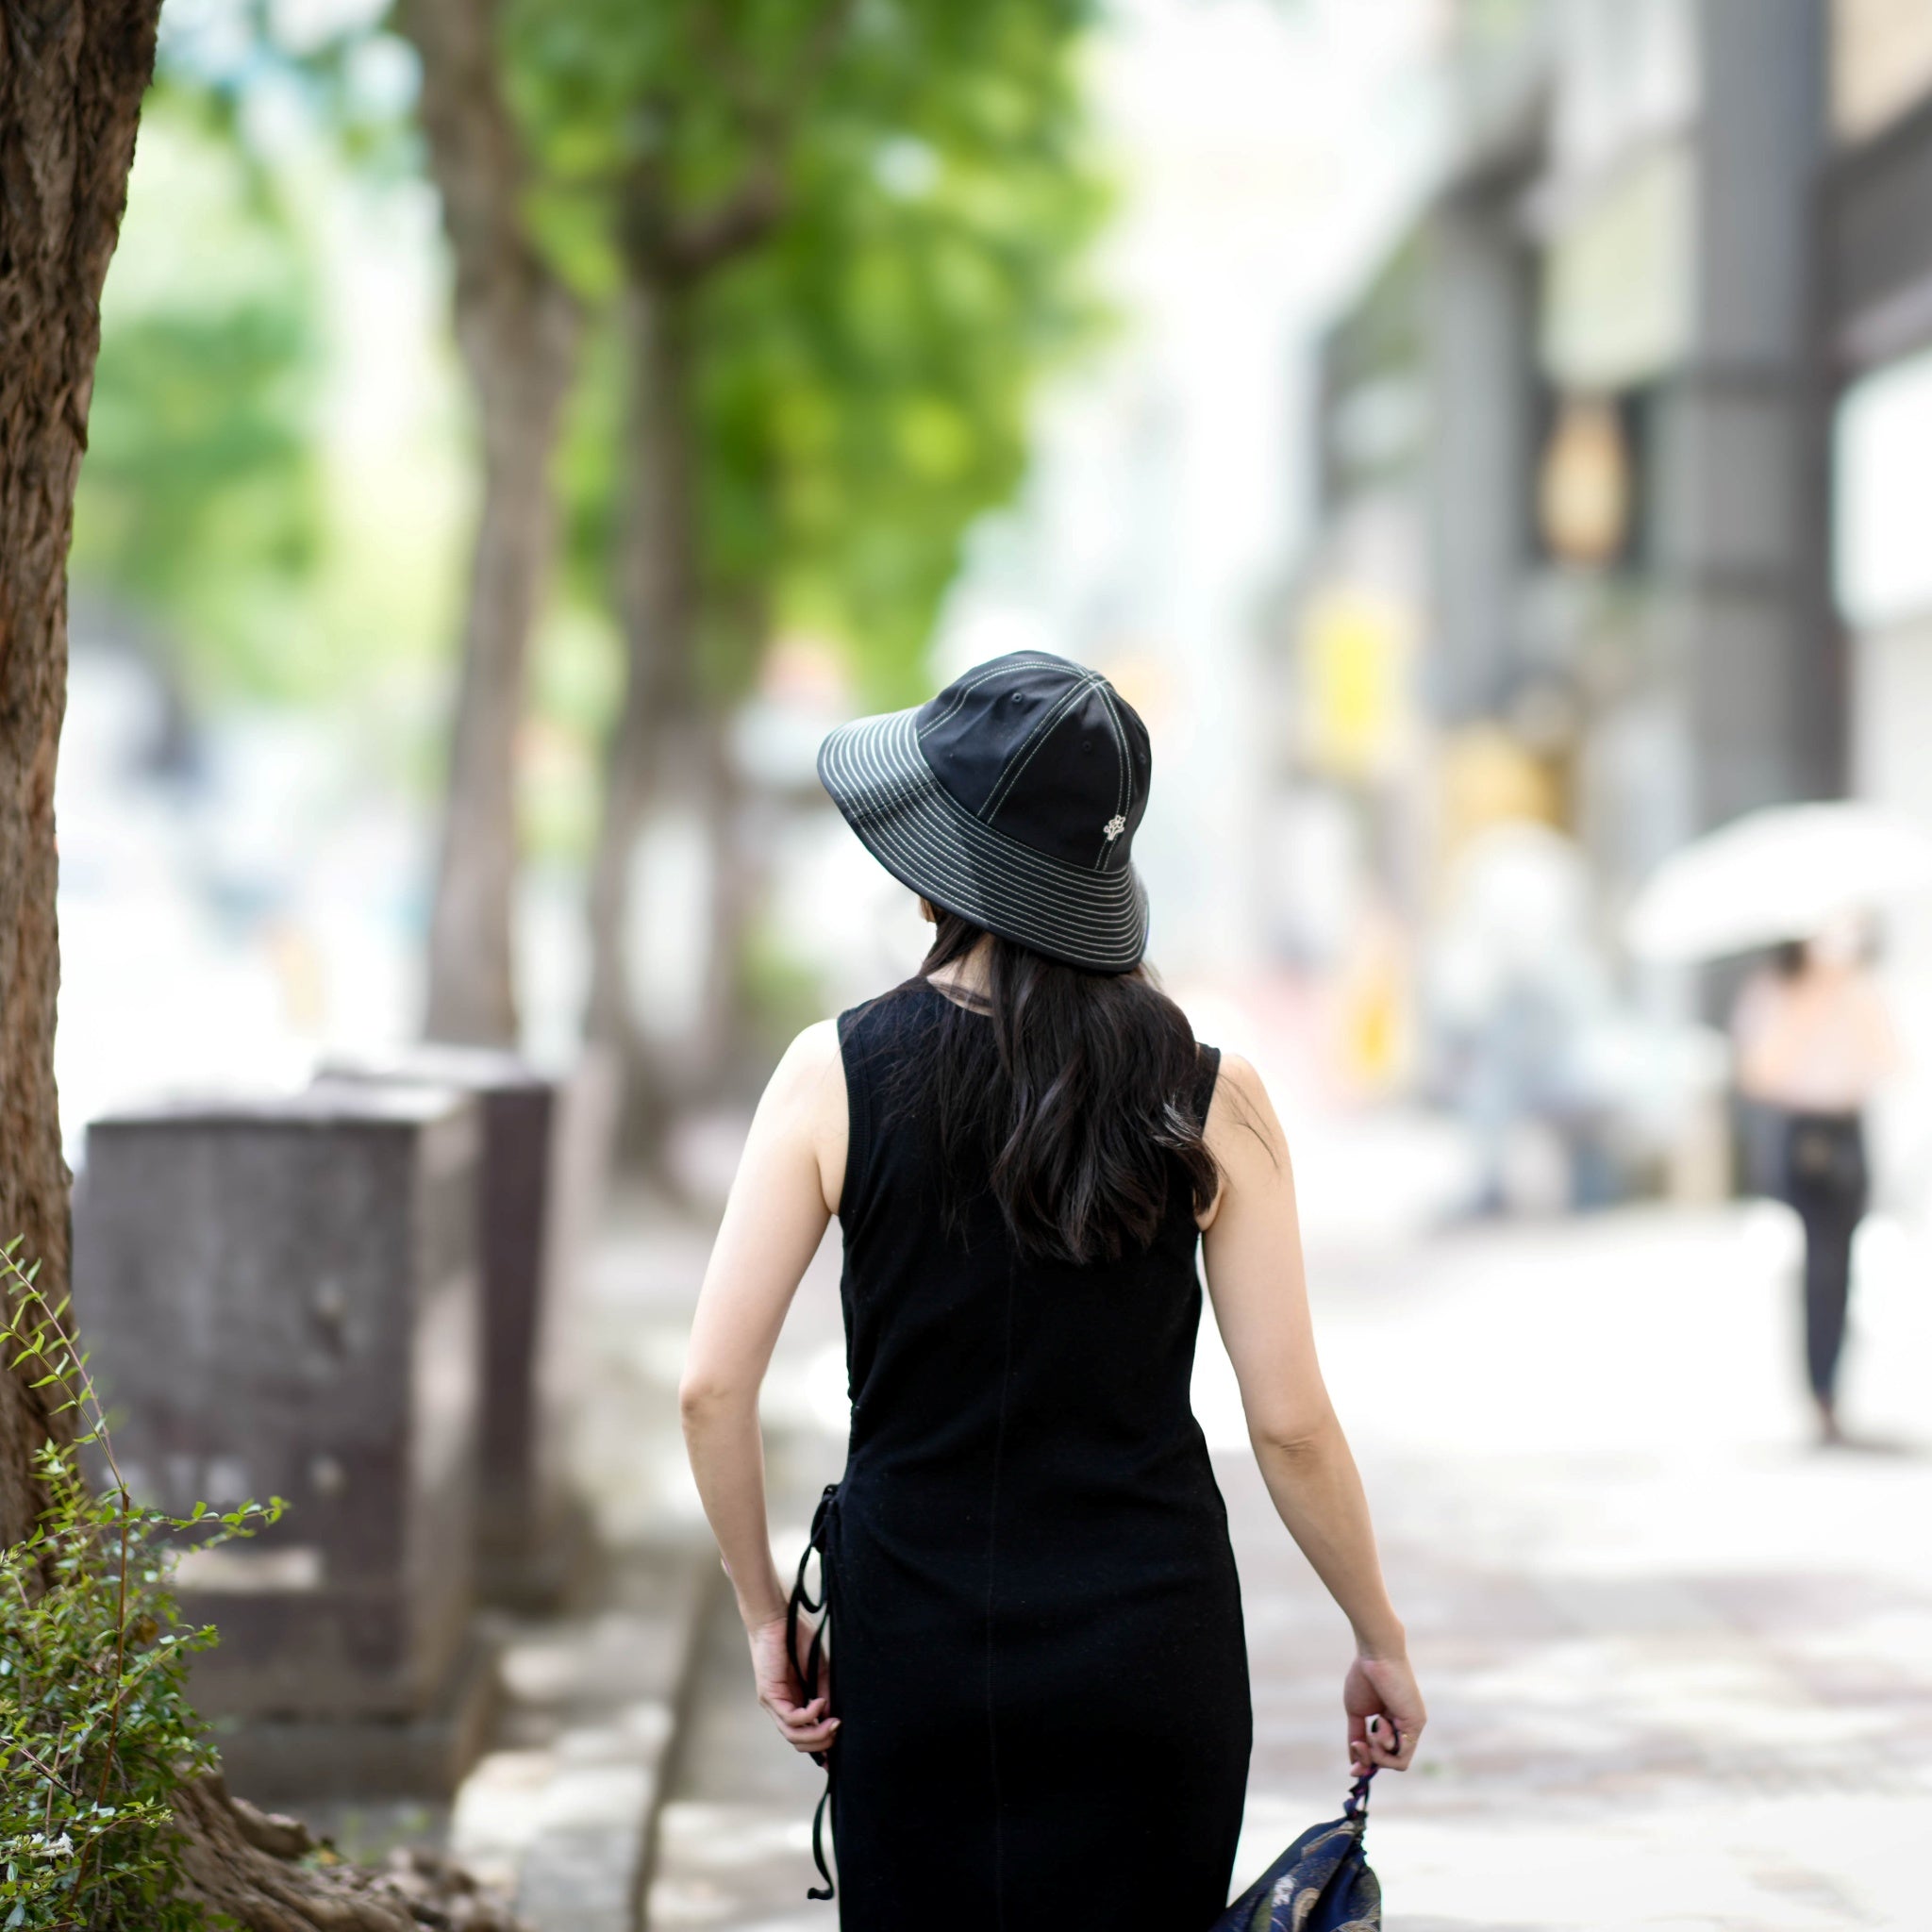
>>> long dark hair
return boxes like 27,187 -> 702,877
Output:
897,908 -> 1221,1265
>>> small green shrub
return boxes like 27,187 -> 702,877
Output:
1,1239 -> 282,1930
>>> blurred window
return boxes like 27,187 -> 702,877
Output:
1537,394 -> 1633,569
1538,141 -> 1693,391
1532,387 -> 1650,574
1296,586 -> 1416,785
1548,0 -> 1697,181
1833,0 -> 1932,145
1837,344 -> 1932,631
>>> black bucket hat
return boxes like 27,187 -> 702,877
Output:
817,650 -> 1153,974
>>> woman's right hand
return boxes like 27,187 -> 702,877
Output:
1344,1653 -> 1424,1776
747,1614 -> 841,1756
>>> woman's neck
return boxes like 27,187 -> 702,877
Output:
927,935 -> 993,1002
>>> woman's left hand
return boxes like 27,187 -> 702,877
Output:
748,1613 -> 841,1756
1344,1652 -> 1424,1775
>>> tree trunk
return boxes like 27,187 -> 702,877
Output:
0,0 -> 159,1547
0,15 -> 527,1924
403,0 -> 577,1048
585,265 -> 699,1156
671,709 -> 755,1097
681,579 -> 777,1098
619,707 -> 741,1141
171,1777 -> 522,1930
693,711 -> 749,1085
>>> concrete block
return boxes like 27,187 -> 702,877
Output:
74,1084 -> 481,1730
317,1048 -> 618,1608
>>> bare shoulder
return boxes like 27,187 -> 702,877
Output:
1199,1052 -> 1289,1229
1852,970 -> 1891,1016
777,1016 -> 842,1079
1206,1053 -> 1284,1148
764,1018 -> 846,1124
757,1020 -> 849,1214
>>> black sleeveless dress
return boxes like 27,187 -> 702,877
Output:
812,980 -> 1251,1929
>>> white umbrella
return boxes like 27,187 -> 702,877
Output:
1625,801 -> 1932,962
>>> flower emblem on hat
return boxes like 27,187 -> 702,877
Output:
1102,813 -> 1127,842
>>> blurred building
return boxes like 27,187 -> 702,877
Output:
1826,3 -> 1932,857
1301,0 -> 1932,892
1307,0 -> 1820,903
1826,0 -> 1932,1180
1288,0 -> 1932,1202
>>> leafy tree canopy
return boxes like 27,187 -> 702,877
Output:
524,0 -> 1110,708
73,25 -> 469,717
69,84 -> 327,700
74,2 -> 1110,724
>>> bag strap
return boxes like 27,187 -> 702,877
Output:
1343,1722 -> 1398,1826
787,1484 -> 841,1902
807,1786 -> 834,1901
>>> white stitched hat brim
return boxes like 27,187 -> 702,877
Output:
818,706 -> 1149,974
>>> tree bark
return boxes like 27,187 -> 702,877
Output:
584,263 -> 700,1153
691,709 -> 751,1088
621,706 -> 746,1141
583,18 -> 859,1154
403,0 -> 577,1048
0,14 -> 527,1924
172,1777 -> 522,1930
0,0 -> 159,1547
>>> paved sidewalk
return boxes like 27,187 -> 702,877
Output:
640,1201 -> 1932,1932
1230,1207 -> 1932,1932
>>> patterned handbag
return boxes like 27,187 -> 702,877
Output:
1209,1774 -> 1381,1932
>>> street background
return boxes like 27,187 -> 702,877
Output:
608,1193 -> 1932,1931
55,1 -> 1932,1927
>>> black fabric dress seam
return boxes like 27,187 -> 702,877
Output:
983,1248 -> 1017,1931
835,1003 -> 879,1225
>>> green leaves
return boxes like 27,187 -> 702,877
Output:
71,88 -> 327,706
536,0 -> 1109,708
0,1471 -> 222,1927
71,0 -> 1108,839
2,1241 -> 277,1930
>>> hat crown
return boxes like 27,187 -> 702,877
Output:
916,653 -> 1151,875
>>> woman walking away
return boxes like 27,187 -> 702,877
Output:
680,651 -> 1425,1930
1733,919 -> 1898,1447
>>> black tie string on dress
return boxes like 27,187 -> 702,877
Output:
786,1482 -> 841,1902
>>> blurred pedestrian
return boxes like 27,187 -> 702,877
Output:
1732,919 -> 1898,1445
680,652 -> 1424,1928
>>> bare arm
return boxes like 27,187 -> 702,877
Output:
679,1020 -> 847,1755
1200,1055 -> 1425,1776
